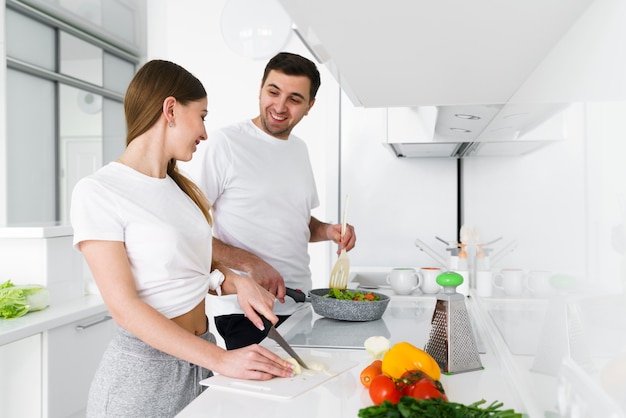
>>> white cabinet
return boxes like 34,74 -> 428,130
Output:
0,226 -> 85,305
43,312 -> 114,418
0,334 -> 42,418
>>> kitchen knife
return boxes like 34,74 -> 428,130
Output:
260,315 -> 309,370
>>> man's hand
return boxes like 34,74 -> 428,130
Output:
309,216 -> 357,254
326,222 -> 356,254
212,237 -> 286,302
247,262 -> 286,303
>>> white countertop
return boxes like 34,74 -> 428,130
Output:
177,289 -> 626,418
0,223 -> 73,238
177,295 -> 533,418
0,294 -> 107,346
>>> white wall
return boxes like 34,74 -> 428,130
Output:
464,105 -> 587,276
339,102 -> 458,269
465,101 -> 626,293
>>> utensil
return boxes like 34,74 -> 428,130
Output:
424,271 -> 483,374
458,225 -> 471,260
329,194 -> 350,289
260,315 -> 309,370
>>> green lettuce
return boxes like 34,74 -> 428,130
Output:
0,280 -> 50,319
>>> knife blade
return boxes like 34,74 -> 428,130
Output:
260,315 -> 309,370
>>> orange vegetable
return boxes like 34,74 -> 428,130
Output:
360,360 -> 383,388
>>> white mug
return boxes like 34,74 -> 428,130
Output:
493,268 -> 526,296
417,267 -> 442,294
386,268 -> 421,295
527,270 -> 554,297
475,270 -> 493,297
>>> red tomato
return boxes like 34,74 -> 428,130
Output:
368,374 -> 401,405
400,369 -> 433,384
406,379 -> 448,401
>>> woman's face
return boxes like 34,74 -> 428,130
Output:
171,98 -> 208,162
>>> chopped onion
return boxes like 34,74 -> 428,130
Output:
284,358 -> 332,377
285,358 -> 302,375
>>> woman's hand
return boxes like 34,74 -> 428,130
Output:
215,344 -> 294,380
220,270 -> 278,330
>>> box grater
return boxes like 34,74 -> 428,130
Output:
424,271 -> 483,374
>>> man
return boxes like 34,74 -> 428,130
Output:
189,52 -> 356,349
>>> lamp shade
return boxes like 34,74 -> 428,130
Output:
220,0 -> 292,60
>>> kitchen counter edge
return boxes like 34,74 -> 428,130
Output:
0,294 -> 108,346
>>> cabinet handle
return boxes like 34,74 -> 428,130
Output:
76,315 -> 112,331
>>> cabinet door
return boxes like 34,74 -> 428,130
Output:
43,312 -> 114,418
0,334 -> 42,418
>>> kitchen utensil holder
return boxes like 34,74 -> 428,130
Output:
424,271 -> 483,374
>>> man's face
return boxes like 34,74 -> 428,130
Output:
257,70 -> 315,139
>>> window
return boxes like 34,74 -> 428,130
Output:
5,1 -> 139,224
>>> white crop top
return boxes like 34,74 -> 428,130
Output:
70,162 -> 212,319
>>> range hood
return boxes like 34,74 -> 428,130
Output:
385,103 -> 568,158
278,0 -> 626,157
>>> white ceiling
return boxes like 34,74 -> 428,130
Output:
278,0 -> 597,108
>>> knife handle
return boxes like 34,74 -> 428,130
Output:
259,313 -> 273,332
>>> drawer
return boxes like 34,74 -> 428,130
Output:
43,312 -> 114,418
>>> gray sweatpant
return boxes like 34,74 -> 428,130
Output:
86,324 -> 215,418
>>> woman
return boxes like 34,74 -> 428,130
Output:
70,60 -> 293,417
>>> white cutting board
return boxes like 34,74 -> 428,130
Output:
200,350 -> 358,400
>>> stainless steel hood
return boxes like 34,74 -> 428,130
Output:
278,0 -> 626,157
385,103 -> 569,158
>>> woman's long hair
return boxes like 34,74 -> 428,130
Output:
124,60 -> 212,224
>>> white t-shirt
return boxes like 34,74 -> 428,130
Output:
188,119 -> 319,316
70,162 -> 212,319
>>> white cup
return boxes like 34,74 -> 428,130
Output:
527,270 -> 554,297
493,268 -> 526,297
475,270 -> 494,297
386,268 -> 421,295
417,267 -> 442,294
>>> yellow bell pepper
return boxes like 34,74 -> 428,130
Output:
381,341 -> 441,381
